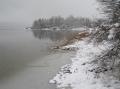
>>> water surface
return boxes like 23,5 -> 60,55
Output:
0,24 -> 74,89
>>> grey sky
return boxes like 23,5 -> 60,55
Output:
0,0 -> 100,24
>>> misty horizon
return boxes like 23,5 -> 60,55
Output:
0,0 -> 102,25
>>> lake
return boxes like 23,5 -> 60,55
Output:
0,24 -> 74,89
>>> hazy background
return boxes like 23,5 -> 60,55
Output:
0,0 -> 100,25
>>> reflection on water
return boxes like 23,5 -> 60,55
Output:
32,29 -> 79,41
0,27 -> 53,81
0,25 -> 77,89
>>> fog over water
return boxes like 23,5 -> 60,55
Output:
0,0 -> 101,89
0,24 -> 76,89
0,0 -> 100,24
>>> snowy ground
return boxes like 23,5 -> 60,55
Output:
49,38 -> 120,89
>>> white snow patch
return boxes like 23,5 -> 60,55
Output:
71,27 -> 86,31
89,28 -> 95,34
114,23 -> 120,27
49,39 -> 120,89
108,28 -> 115,40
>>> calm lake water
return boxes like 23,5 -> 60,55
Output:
0,24 -> 74,89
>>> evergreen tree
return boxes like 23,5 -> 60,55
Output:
97,0 -> 120,24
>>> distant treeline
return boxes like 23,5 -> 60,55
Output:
31,16 -> 102,29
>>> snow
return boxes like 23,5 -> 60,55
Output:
89,28 -> 94,33
114,23 -> 120,27
108,23 -> 120,40
71,27 -> 86,31
108,28 -> 115,40
49,38 -> 120,89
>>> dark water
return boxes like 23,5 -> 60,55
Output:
0,24 -> 74,89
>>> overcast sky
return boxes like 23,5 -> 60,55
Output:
0,0 -> 101,25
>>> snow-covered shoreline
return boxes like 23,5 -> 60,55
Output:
49,37 -> 120,89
